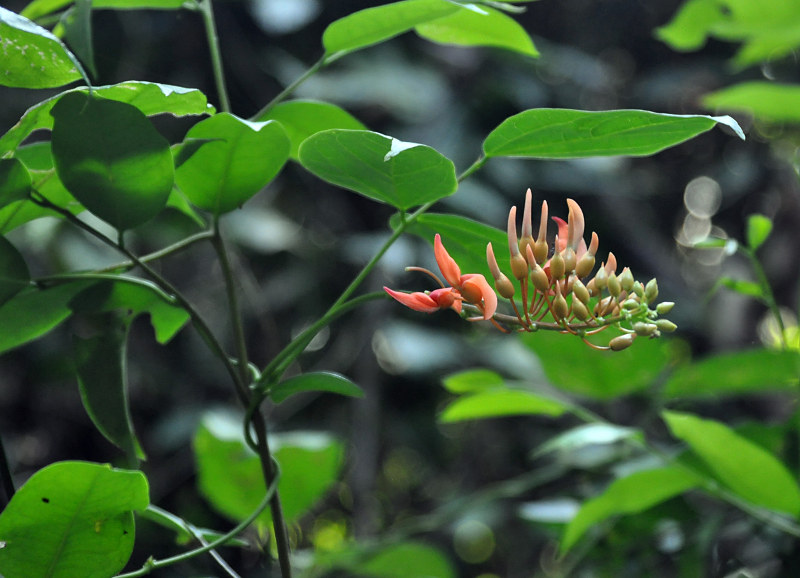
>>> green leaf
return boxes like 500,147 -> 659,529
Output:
194,411 -> 344,528
746,214 -> 773,250
351,541 -> 456,578
533,423 -> 640,459
60,0 -> 97,80
75,324 -> 145,461
270,371 -> 364,404
415,4 -> 538,57
0,6 -> 84,88
703,82 -> 800,124
663,410 -> 800,516
322,0 -> 459,58
560,466 -> 700,553
654,0 -> 725,52
0,281 -> 94,355
254,99 -> 365,160
717,277 -> 764,299
299,130 -> 457,210
175,113 -> 289,214
482,109 -> 745,159
138,505 -> 249,548
0,236 -> 30,308
0,81 -> 214,158
0,159 -> 32,209
394,212 -> 507,280
442,368 -> 505,394
663,349 -> 800,398
521,329 -> 672,399
440,388 -> 567,422
0,461 -> 149,578
22,0 -> 192,20
69,280 -> 189,344
51,92 -> 174,230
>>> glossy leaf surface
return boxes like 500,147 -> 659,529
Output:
22,0 -> 190,20
299,130 -> 457,210
0,236 -> 30,308
270,371 -> 364,403
175,114 -> 289,214
0,6 -> 83,88
663,411 -> 800,516
51,92 -> 174,230
483,109 -> 744,159
254,99 -> 365,160
0,461 -> 148,578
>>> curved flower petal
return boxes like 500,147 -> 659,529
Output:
566,198 -> 585,250
434,234 -> 462,287
383,287 -> 441,313
461,274 -> 498,320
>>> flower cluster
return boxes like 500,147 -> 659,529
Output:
384,189 -> 676,351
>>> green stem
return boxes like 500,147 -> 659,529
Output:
115,461 -> 280,578
457,155 -> 488,182
251,55 -> 328,120
34,272 -> 176,305
96,231 -> 214,273
198,0 -> 231,113
743,246 -> 787,348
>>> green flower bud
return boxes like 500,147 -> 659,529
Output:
609,333 -> 635,351
607,273 -> 621,298
550,251 -> 566,280
655,319 -> 677,332
594,266 -> 608,291
622,298 -> 640,311
552,292 -> 569,321
573,278 -> 591,304
633,281 -> 644,299
645,278 -> 659,303
530,263 -> 550,293
619,267 -> 635,292
656,301 -> 675,315
571,298 -> 591,321
633,322 -> 659,336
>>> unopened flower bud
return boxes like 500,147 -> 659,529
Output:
573,278 -> 590,304
622,298 -> 640,311
594,296 -> 615,317
645,278 -> 659,303
656,301 -> 675,315
510,253 -> 528,281
530,262 -> 550,293
633,322 -> 658,336
594,266 -> 608,291
585,278 -> 598,296
655,319 -> 677,332
487,243 -> 515,299
552,292 -> 569,321
533,240 -> 549,265
607,273 -> 621,298
575,252 -> 595,278
619,267 -> 635,292
632,281 -> 644,299
550,251 -> 566,280
563,246 -> 577,274
571,298 -> 591,321
609,333 -> 636,351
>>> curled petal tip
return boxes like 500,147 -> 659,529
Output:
434,234 -> 461,287
384,287 -> 440,313
566,198 -> 585,250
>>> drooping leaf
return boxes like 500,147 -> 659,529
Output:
60,0 -> 97,79
703,82 -> 800,124
0,280 -> 94,355
716,277 -> 764,300
194,411 -> 344,528
75,323 -> 145,461
269,371 -> 364,404
0,158 -> 32,208
441,368 -> 505,394
440,388 -> 567,422
50,92 -> 174,230
0,236 -> 30,308
299,130 -> 457,210
0,461 -> 149,578
0,82 -> 214,158
175,114 -> 289,214
0,6 -> 84,88
322,0 -> 459,58
415,3 -> 538,57
521,330 -> 673,399
663,411 -> 800,516
560,466 -> 700,553
482,109 -> 744,159
746,214 -> 773,250
22,0 -> 192,20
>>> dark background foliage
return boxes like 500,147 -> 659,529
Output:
1,0 -> 798,576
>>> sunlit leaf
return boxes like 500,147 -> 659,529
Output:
0,158 -> 32,209
254,99 -> 365,160
0,461 -> 148,578
60,0 -> 96,79
175,114 -> 289,214
269,371 -> 364,403
322,0 -> 459,58
0,81 -> 214,158
415,3 -> 537,57
703,82 -> 800,124
746,214 -> 772,250
533,423 -> 641,459
663,349 -> 800,398
441,368 -> 505,394
483,109 -> 744,159
663,411 -> 800,516
299,130 -> 457,210
75,324 -> 145,461
560,466 -> 700,553
51,92 -> 174,230
440,388 -> 567,422
0,236 -> 30,308
21,0 -> 192,20
0,6 -> 84,88
194,411 -> 344,528
717,277 -> 763,299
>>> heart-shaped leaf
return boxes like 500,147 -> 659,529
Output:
51,92 -> 174,230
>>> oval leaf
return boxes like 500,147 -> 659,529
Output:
746,213 -> 772,250
0,6 -> 84,88
0,461 -> 149,578
0,158 -> 32,208
270,371 -> 364,403
440,388 -> 567,423
442,368 -> 505,394
560,466 -> 700,553
483,109 -> 744,159
175,114 -> 289,214
703,82 -> 800,124
0,236 -> 30,308
415,4 -> 538,57
51,92 -> 174,230
663,411 -> 800,516
300,130 -> 457,210
254,99 -> 365,160
322,0 -> 459,58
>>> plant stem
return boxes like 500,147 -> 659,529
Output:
744,246 -> 787,348
198,0 -> 231,113
250,55 -> 328,120
96,231 -> 214,273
